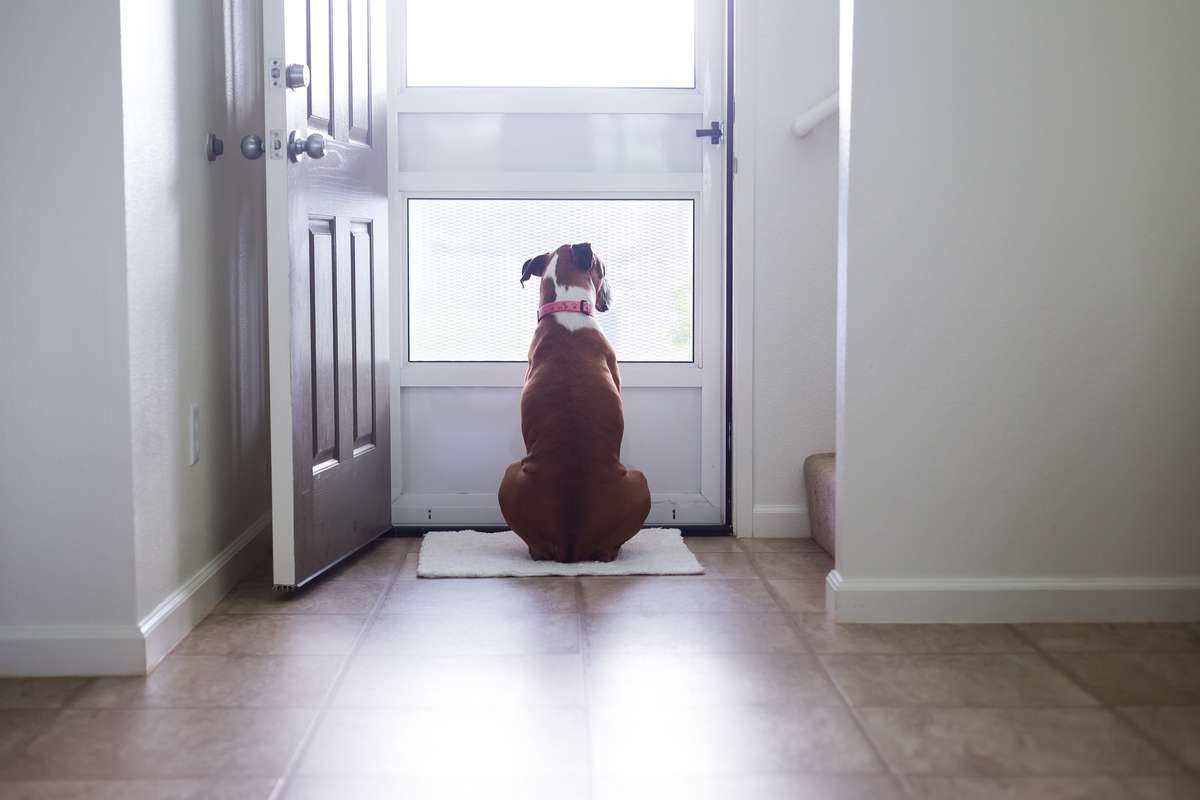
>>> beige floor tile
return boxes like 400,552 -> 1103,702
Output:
395,552 -> 419,578
0,709 -> 314,779
0,680 -> 89,710
283,775 -> 589,800
693,552 -> 759,578
902,776 -> 1129,799
749,551 -> 835,580
215,580 -> 384,615
586,652 -> 843,708
822,653 -> 1098,707
0,711 -> 59,760
359,612 -> 579,656
70,656 -> 342,709
858,707 -> 1177,776
324,539 -> 411,584
739,538 -> 828,553
591,704 -> 883,776
580,577 -> 778,613
172,615 -> 365,656
381,578 -> 577,615
794,615 -> 1032,654
594,774 -> 906,800
1014,624 -> 1200,653
1122,776 -> 1200,799
296,707 -> 589,778
1053,653 -> 1200,705
1121,707 -> 1200,771
583,612 -> 805,654
769,579 -> 827,612
684,537 -> 740,553
332,654 -> 586,708
0,779 -> 276,799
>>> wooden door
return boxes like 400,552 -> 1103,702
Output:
264,0 -> 390,587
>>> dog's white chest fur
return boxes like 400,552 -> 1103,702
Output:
543,253 -> 601,333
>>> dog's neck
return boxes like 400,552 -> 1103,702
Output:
540,253 -> 600,333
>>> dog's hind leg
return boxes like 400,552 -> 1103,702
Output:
499,461 -> 563,560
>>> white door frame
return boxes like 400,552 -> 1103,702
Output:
385,0 -> 733,530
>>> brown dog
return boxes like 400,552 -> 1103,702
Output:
498,243 -> 651,562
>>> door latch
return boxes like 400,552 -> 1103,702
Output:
695,121 -> 723,145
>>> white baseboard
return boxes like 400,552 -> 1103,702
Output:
0,624 -> 146,677
826,570 -> 1200,623
749,504 -> 810,538
140,511 -> 272,670
0,512 -> 270,678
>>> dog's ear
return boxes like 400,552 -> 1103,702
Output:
570,242 -> 594,272
520,253 -> 550,286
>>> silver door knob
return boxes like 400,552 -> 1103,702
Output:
286,63 -> 311,89
240,134 -> 264,160
288,131 -> 326,161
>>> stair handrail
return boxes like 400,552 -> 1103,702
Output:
791,92 -> 839,138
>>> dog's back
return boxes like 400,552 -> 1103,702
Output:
498,244 -> 651,562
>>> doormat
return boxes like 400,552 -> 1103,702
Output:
416,528 -> 704,578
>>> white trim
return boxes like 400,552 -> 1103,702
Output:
750,504 -> 809,538
396,172 -> 703,194
392,491 -> 723,527
139,512 -> 272,670
263,0 -> 296,586
0,513 -> 271,677
0,625 -> 145,678
826,570 -> 1200,623
392,87 -> 704,115
730,0 -> 757,538
399,361 -> 705,388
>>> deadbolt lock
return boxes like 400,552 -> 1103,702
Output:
286,64 -> 311,89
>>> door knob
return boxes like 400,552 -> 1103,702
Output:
286,64 -> 311,89
288,131 -> 326,161
240,134 -> 264,160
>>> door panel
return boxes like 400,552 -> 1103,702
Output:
266,0 -> 389,587
305,0 -> 333,134
350,220 -> 376,451
307,217 -> 338,469
390,0 -> 726,528
347,0 -> 372,144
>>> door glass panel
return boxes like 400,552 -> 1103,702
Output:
405,0 -> 696,88
407,199 -> 694,362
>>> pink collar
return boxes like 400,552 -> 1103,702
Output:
538,299 -> 592,321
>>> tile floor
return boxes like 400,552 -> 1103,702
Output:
1,537 -> 1198,799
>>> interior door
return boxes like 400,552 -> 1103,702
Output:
390,0 -> 727,528
264,0 -> 390,587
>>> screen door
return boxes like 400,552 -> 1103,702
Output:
389,0 -> 726,526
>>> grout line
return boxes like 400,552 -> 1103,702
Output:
575,577 -> 598,800
267,545 -> 409,800
1006,623 -> 1200,778
735,540 -> 907,792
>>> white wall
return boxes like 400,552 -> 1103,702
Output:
833,0 -> 1200,620
0,0 -> 271,675
736,0 -> 839,536
0,1 -> 141,667
120,0 -> 270,628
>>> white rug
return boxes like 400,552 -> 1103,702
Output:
417,528 -> 705,578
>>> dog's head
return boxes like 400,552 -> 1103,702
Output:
521,243 -> 612,312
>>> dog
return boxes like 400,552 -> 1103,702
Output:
498,243 -> 651,562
